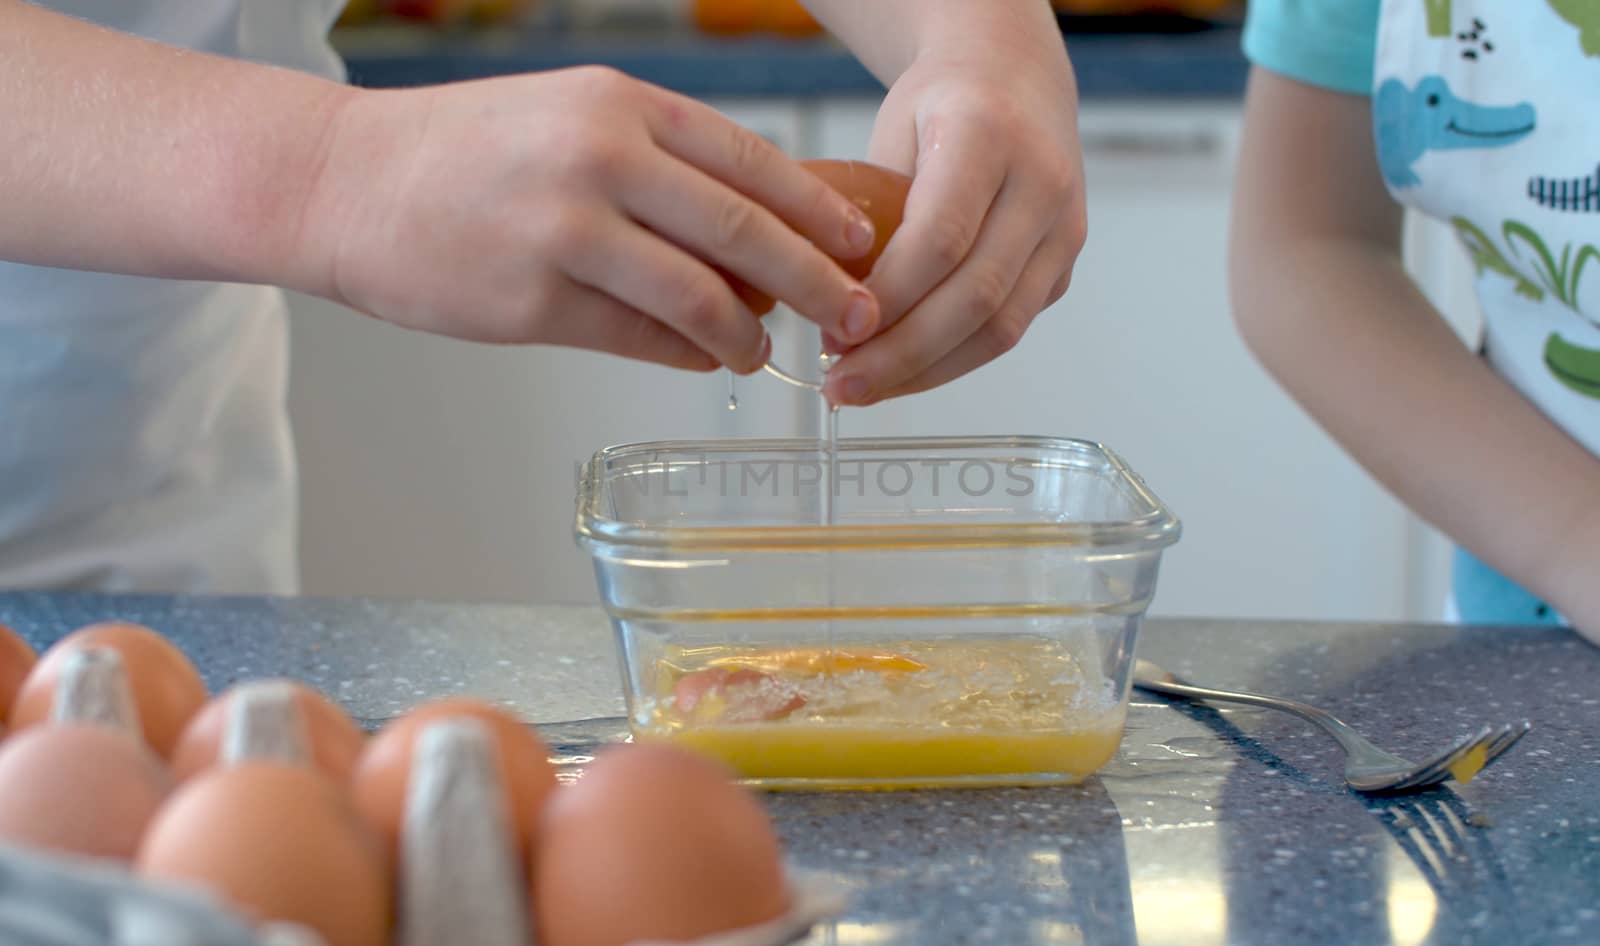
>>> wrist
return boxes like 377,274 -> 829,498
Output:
909,2 -> 1073,86
204,73 -> 362,298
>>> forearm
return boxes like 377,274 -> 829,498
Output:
801,0 -> 1069,88
1232,236 -> 1600,633
0,0 -> 353,292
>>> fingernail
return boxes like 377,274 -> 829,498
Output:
845,209 -> 875,254
842,291 -> 876,342
735,335 -> 770,375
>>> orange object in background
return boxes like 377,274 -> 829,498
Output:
692,0 -> 823,36
466,0 -> 537,24
336,0 -> 384,26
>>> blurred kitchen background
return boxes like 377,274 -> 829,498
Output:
289,0 -> 1482,622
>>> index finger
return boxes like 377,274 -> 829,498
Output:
865,122 -> 1007,330
644,87 -> 877,264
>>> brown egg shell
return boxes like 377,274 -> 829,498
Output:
352,698 -> 557,864
0,724 -> 173,861
532,743 -> 792,946
10,621 -> 208,758
621,870 -> 848,946
172,679 -> 365,782
136,761 -> 392,946
0,622 -> 38,726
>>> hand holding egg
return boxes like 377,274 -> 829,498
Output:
821,2 -> 1087,405
303,70 -> 883,377
723,159 -> 910,328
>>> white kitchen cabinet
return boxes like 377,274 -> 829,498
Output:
288,93 -> 1459,621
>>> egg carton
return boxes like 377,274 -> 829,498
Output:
0,647 -> 847,946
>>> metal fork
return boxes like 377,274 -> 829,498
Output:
1132,658 -> 1531,793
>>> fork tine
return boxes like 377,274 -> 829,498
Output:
1425,724 -> 1519,789
1479,725 -> 1517,762
1392,726 -> 1495,791
1481,721 -> 1532,767
1388,760 -> 1456,792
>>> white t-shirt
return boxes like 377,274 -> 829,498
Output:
0,1 -> 346,593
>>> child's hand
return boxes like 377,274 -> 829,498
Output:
295,67 -> 881,373
821,40 -> 1087,406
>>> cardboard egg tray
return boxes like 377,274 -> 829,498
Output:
0,647 -> 846,946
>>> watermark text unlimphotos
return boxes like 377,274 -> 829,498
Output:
579,457 -> 1037,498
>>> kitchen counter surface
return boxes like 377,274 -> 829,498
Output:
1,592 -> 1595,946
331,24 -> 1248,99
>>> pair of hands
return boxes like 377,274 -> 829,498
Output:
297,47 -> 1084,406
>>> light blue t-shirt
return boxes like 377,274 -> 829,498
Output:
1238,1 -> 1584,629
1242,0 -> 1381,96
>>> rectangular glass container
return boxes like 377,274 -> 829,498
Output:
575,436 -> 1180,790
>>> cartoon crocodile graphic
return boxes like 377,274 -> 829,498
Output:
1374,76 -> 1536,189
1548,0 -> 1600,57
1528,160 -> 1600,213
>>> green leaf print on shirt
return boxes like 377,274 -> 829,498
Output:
1451,216 -> 1598,316
1426,0 -> 1451,37
1452,217 -> 1546,302
1547,0 -> 1600,57
1503,221 -> 1598,312
1453,216 -> 1600,399
1544,333 -> 1600,398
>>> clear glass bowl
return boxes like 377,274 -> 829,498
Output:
575,435 -> 1180,790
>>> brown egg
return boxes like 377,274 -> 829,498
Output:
533,743 -> 791,946
10,622 -> 207,757
137,762 -> 392,946
352,698 -> 557,863
800,159 -> 911,281
0,724 -> 173,860
724,158 -> 912,315
173,680 -> 365,782
0,622 -> 37,728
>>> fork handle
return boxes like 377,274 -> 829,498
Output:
1133,673 -> 1377,759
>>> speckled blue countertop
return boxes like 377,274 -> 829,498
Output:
2,592 -> 1595,946
330,24 -> 1248,99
